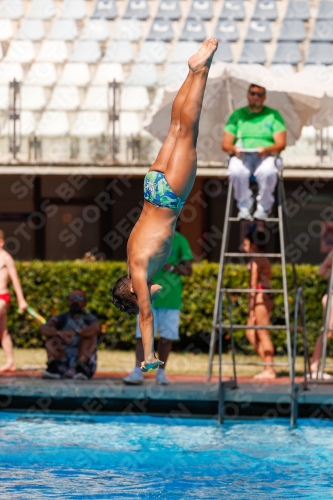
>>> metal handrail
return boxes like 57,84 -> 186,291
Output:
217,288 -> 223,424
226,292 -> 237,384
209,182 -> 233,381
217,289 -> 238,425
290,286 -> 307,428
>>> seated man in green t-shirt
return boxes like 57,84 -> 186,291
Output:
221,84 -> 286,219
123,231 -> 193,385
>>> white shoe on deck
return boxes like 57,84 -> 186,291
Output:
307,371 -> 332,380
123,368 -> 144,385
156,369 -> 169,385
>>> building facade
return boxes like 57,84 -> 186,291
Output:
1,164 -> 332,264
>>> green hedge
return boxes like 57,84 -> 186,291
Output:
6,261 -> 328,353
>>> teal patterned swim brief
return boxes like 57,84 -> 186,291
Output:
143,170 -> 186,209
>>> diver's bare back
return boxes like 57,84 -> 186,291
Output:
127,201 -> 179,280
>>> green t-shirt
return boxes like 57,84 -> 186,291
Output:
152,231 -> 193,310
224,106 -> 286,149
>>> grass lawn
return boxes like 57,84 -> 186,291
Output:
0,348 -> 327,377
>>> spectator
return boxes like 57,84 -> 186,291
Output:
309,251 -> 333,380
123,231 -> 193,385
222,84 -> 286,220
0,229 -> 27,372
244,229 -> 276,379
40,290 -> 100,380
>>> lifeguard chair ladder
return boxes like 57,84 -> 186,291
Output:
207,176 -> 298,423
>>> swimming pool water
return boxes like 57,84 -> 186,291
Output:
0,412 -> 332,500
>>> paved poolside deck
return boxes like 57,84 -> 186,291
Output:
0,371 -> 332,419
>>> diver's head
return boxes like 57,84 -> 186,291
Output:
111,276 -> 162,314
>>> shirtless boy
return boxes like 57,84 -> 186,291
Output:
0,230 -> 27,372
111,39 -> 218,372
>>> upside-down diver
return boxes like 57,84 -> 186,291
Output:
111,39 -> 218,371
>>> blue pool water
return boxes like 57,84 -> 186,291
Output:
0,412 -> 332,499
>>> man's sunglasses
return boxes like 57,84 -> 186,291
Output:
68,295 -> 85,302
249,91 -> 265,98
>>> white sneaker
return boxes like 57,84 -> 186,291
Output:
156,369 -> 169,385
237,207 -> 252,220
123,369 -> 144,385
253,208 -> 270,220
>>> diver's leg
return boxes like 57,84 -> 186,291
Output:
149,71 -> 194,173
165,39 -> 218,199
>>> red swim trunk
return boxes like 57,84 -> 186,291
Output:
0,293 -> 11,308
257,285 -> 274,301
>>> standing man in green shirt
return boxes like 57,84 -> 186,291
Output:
123,231 -> 193,385
222,84 -> 286,219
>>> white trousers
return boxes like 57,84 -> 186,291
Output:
228,154 -> 282,212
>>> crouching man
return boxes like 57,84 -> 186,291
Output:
40,289 -> 100,380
